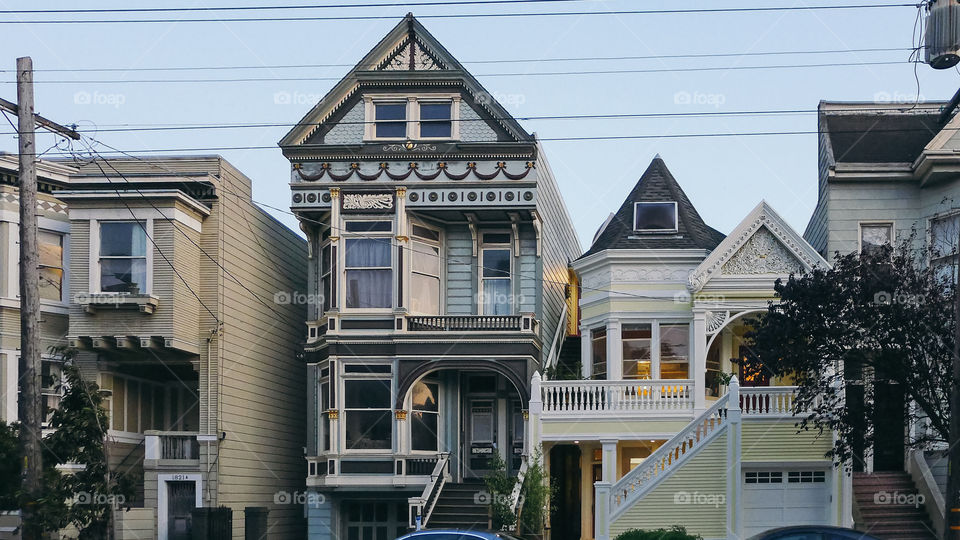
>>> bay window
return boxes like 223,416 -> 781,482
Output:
344,237 -> 392,309
38,230 -> 63,302
659,323 -> 690,379
410,380 -> 439,452
480,233 -> 511,315
99,221 -> 147,294
410,224 -> 441,315
343,377 -> 392,450
622,324 -> 652,379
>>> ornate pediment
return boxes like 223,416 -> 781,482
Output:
720,226 -> 804,275
376,37 -> 445,71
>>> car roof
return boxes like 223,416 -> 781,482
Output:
747,526 -> 882,540
396,530 -> 512,540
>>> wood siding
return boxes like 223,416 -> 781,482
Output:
741,420 -> 832,461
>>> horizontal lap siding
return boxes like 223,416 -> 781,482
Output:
115,508 -> 156,540
825,183 -> 920,256
741,420 -> 832,461
215,164 -> 308,539
519,228 -> 537,313
611,432 -> 728,539
445,225 -> 475,315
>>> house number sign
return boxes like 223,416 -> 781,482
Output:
341,192 -> 395,213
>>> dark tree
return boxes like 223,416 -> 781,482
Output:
745,239 -> 953,467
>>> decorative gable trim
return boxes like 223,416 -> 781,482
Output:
687,201 -> 828,292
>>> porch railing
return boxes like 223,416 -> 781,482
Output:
144,431 -> 201,460
408,452 -> 451,530
540,379 -> 694,415
407,315 -> 523,332
739,386 -> 800,416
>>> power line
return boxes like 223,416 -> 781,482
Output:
1,106 -> 935,137
3,47 -> 915,73
0,3 -> 920,24
7,60 -> 916,85
0,0 -> 584,15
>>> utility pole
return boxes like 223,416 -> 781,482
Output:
0,57 -> 79,540
950,224 -> 960,540
16,55 -> 42,540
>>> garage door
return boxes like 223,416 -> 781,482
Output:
743,470 -> 831,536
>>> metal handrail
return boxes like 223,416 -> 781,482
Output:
508,456 -> 529,528
408,452 -> 450,530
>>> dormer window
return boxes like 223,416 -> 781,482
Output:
634,202 -> 678,232
364,94 -> 461,141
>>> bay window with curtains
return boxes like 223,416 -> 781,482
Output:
343,220 -> 394,310
480,233 -> 512,315
99,221 -> 147,294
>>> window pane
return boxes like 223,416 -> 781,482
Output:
482,249 -> 510,278
39,266 -> 63,301
100,222 -> 146,256
410,273 -> 440,315
623,324 -> 652,379
345,410 -> 392,450
482,233 -> 510,244
375,103 -> 406,138
345,269 -> 392,308
345,221 -> 392,233
412,225 -> 440,242
482,279 -> 512,315
932,215 -> 959,258
375,103 -> 405,121
660,323 -> 690,379
345,239 -> 391,268
420,103 -> 451,120
634,202 -> 677,231
344,379 -> 391,408
420,121 -> 452,138
411,411 -> 438,451
412,382 -> 438,412
412,242 -> 440,276
861,224 -> 892,254
100,258 -> 147,293
592,329 -> 607,379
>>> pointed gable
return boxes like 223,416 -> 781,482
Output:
688,201 -> 828,292
581,156 -> 725,258
278,14 -> 532,150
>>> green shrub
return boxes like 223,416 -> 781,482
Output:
614,526 -> 703,540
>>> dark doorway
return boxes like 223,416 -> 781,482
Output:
550,445 -> 581,540
166,481 -> 195,540
873,382 -> 906,471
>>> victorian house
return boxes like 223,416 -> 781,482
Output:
1,155 -> 308,540
278,15 -> 580,540
539,156 -> 850,540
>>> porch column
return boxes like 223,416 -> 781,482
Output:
528,372 -> 543,459
692,310 -> 707,411
725,376 -> 742,540
594,482 -> 611,540
581,327 -> 592,379
600,439 -> 617,483
606,320 -> 622,381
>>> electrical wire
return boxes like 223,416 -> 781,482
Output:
0,3 -> 921,25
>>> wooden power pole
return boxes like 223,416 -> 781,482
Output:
16,55 -> 42,540
0,57 -> 79,540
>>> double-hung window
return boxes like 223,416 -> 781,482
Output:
622,324 -> 652,379
619,321 -> 691,380
375,102 -> 407,139
99,221 -> 147,294
343,374 -> 392,450
659,323 -> 690,379
860,222 -> 893,258
480,233 -> 511,315
319,238 -> 332,314
418,102 -> 452,138
410,380 -> 439,452
931,213 -> 959,279
591,328 -> 607,379
410,224 -> 441,315
344,221 -> 393,309
366,95 -> 459,140
38,230 -> 64,302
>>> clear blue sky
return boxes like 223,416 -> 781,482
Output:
1,0 -> 957,249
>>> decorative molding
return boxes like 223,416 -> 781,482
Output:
687,201 -> 828,292
720,226 -> 803,275
342,192 -> 394,210
395,409 -> 408,420
381,143 -> 438,153
326,409 -> 339,420
296,161 -> 535,183
705,310 -> 730,336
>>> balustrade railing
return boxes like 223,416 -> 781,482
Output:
408,453 -> 450,530
541,379 -> 694,415
407,315 -> 523,332
739,386 -> 799,416
144,431 -> 201,461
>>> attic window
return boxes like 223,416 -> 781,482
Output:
364,94 -> 461,141
634,202 -> 678,232
375,103 -> 407,138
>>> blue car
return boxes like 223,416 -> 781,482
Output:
396,530 -> 522,540
748,526 -> 883,540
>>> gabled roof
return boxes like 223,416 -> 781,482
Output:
580,156 -> 725,258
278,13 -> 532,148
819,101 -> 945,164
687,201 -> 828,292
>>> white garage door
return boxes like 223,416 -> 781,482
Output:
743,470 -> 831,536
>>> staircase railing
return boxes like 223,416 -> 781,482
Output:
508,456 -> 529,529
608,391 -> 733,519
543,303 -> 568,374
408,452 -> 450,530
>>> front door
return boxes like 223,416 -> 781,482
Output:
464,398 -> 497,479
873,382 -> 906,471
166,481 -> 195,540
549,445 -> 582,540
